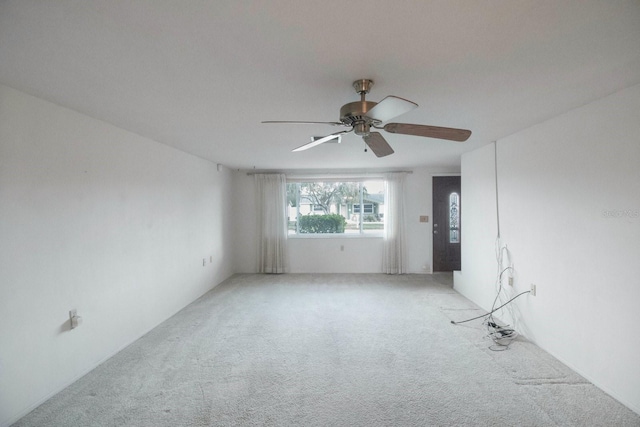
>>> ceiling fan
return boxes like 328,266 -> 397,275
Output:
262,79 -> 471,157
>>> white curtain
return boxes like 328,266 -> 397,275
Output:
383,172 -> 407,274
255,174 -> 288,273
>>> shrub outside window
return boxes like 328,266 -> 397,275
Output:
287,180 -> 385,235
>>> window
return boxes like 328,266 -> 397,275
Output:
287,180 -> 385,235
353,203 -> 374,214
449,192 -> 460,243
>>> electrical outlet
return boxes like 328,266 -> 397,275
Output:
340,245 -> 344,251
530,283 -> 536,296
508,277 -> 514,286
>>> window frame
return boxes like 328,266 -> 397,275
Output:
286,178 -> 385,238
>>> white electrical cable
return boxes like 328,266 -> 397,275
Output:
494,141 -> 501,239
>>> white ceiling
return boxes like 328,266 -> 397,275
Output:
1,1 -> 639,171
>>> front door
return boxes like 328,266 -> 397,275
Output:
432,176 -> 461,271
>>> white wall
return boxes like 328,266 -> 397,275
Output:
231,171 -> 258,273
453,143 -> 499,305
455,84 -> 640,414
232,167 -> 456,274
0,84 -> 235,426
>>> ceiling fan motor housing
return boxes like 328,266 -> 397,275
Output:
340,101 -> 378,135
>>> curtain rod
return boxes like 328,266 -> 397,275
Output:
246,171 -> 413,176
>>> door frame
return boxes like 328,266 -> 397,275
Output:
430,173 -> 461,274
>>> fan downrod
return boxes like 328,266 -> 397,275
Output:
340,79 -> 378,129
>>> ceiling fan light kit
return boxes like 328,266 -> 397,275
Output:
262,79 -> 471,157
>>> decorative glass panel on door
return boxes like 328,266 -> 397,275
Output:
449,192 -> 460,243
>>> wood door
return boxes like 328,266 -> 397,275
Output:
432,176 -> 461,271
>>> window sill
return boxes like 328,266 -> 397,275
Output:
287,233 -> 384,239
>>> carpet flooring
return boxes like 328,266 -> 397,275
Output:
13,274 -> 640,426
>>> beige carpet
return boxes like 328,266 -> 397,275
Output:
14,274 -> 640,426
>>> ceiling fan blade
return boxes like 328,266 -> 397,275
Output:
365,96 -> 418,123
383,123 -> 471,142
262,120 -> 344,126
362,132 -> 394,157
292,130 -> 351,152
